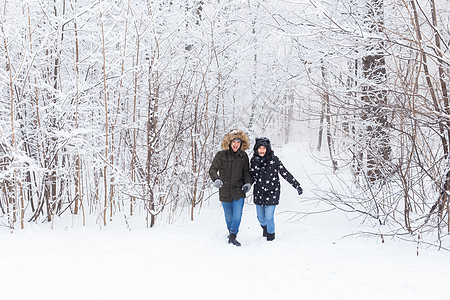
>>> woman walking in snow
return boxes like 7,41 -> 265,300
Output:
250,137 -> 303,241
209,129 -> 253,246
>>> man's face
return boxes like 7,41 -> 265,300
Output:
231,140 -> 241,152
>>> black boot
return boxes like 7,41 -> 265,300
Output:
228,233 -> 242,246
261,225 -> 268,237
267,232 -> 275,241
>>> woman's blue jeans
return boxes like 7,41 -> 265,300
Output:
222,198 -> 244,234
256,204 -> 276,234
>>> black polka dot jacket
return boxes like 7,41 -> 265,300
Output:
250,154 -> 301,206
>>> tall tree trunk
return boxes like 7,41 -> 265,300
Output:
146,40 -> 159,228
320,63 -> 338,171
361,0 -> 390,183
71,0 -> 82,218
100,4 -> 109,225
1,23 -> 18,228
411,0 -> 449,231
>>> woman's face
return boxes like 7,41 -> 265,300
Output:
258,145 -> 267,157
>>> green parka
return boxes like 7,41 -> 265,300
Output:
209,130 -> 252,202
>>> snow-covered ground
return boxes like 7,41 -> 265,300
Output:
2,144 -> 450,300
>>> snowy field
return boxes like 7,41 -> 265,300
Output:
2,144 -> 450,300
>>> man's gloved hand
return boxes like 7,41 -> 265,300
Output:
213,179 -> 223,188
297,186 -> 303,196
242,183 -> 252,193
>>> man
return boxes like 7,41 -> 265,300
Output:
209,129 -> 252,246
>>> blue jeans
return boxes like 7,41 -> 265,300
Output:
256,204 -> 276,234
222,198 -> 245,234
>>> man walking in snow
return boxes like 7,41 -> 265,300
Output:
209,129 -> 252,246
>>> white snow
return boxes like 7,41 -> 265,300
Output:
1,144 -> 449,300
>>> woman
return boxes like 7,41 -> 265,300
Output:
209,129 -> 252,246
250,137 -> 303,241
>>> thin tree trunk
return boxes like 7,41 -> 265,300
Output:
429,0 -> 450,227
2,23 -> 18,228
320,64 -> 338,171
411,0 -> 449,228
284,92 -> 293,145
146,39 -> 159,228
317,97 -> 325,151
100,5 -> 109,225
130,26 -> 140,216
71,0 -> 81,217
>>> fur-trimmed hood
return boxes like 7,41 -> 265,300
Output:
221,129 -> 250,151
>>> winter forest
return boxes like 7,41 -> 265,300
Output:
1,0 -> 449,246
